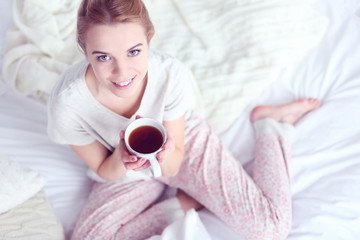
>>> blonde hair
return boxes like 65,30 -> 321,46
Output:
77,0 -> 154,51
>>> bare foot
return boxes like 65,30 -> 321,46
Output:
176,189 -> 203,213
250,98 -> 321,125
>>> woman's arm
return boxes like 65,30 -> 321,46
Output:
70,138 -> 150,182
157,114 -> 185,177
70,141 -> 127,182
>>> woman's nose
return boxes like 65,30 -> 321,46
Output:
112,59 -> 126,76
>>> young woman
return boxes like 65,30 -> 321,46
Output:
47,0 -> 321,239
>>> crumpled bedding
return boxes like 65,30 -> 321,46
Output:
2,0 -> 327,133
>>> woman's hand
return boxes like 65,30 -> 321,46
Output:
132,115 -> 176,163
156,129 -> 175,163
119,130 -> 151,171
126,114 -> 184,177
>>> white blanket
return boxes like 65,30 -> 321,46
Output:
0,155 -> 46,214
2,0 -> 83,102
2,0 -> 327,134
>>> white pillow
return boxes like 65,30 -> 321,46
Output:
0,155 -> 46,214
0,189 -> 65,240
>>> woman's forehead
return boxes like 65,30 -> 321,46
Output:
84,22 -> 148,52
86,22 -> 146,42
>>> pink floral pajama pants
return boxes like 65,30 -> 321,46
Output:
72,114 -> 294,240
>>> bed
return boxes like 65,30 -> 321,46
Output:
1,0 -> 360,239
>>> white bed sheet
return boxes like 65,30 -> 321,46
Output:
1,0 -> 360,239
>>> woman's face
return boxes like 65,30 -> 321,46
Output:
84,22 -> 149,99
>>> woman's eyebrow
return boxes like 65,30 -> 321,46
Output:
91,43 -> 143,55
128,43 -> 143,51
91,50 -> 109,55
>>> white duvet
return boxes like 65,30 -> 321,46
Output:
1,0 -> 360,239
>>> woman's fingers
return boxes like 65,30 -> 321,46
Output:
132,160 -> 151,171
125,158 -> 148,170
157,132 -> 175,162
119,130 -> 125,139
119,130 -> 139,163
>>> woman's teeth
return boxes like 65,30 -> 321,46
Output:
114,79 -> 132,87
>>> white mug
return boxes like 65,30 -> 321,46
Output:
124,118 -> 166,177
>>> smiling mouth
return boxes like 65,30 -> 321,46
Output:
112,76 -> 136,87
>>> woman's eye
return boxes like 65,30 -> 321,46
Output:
97,55 -> 110,62
128,50 -> 140,57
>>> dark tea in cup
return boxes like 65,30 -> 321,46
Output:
129,126 -> 164,154
124,118 -> 166,177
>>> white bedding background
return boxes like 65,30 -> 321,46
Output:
1,0 -> 360,239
